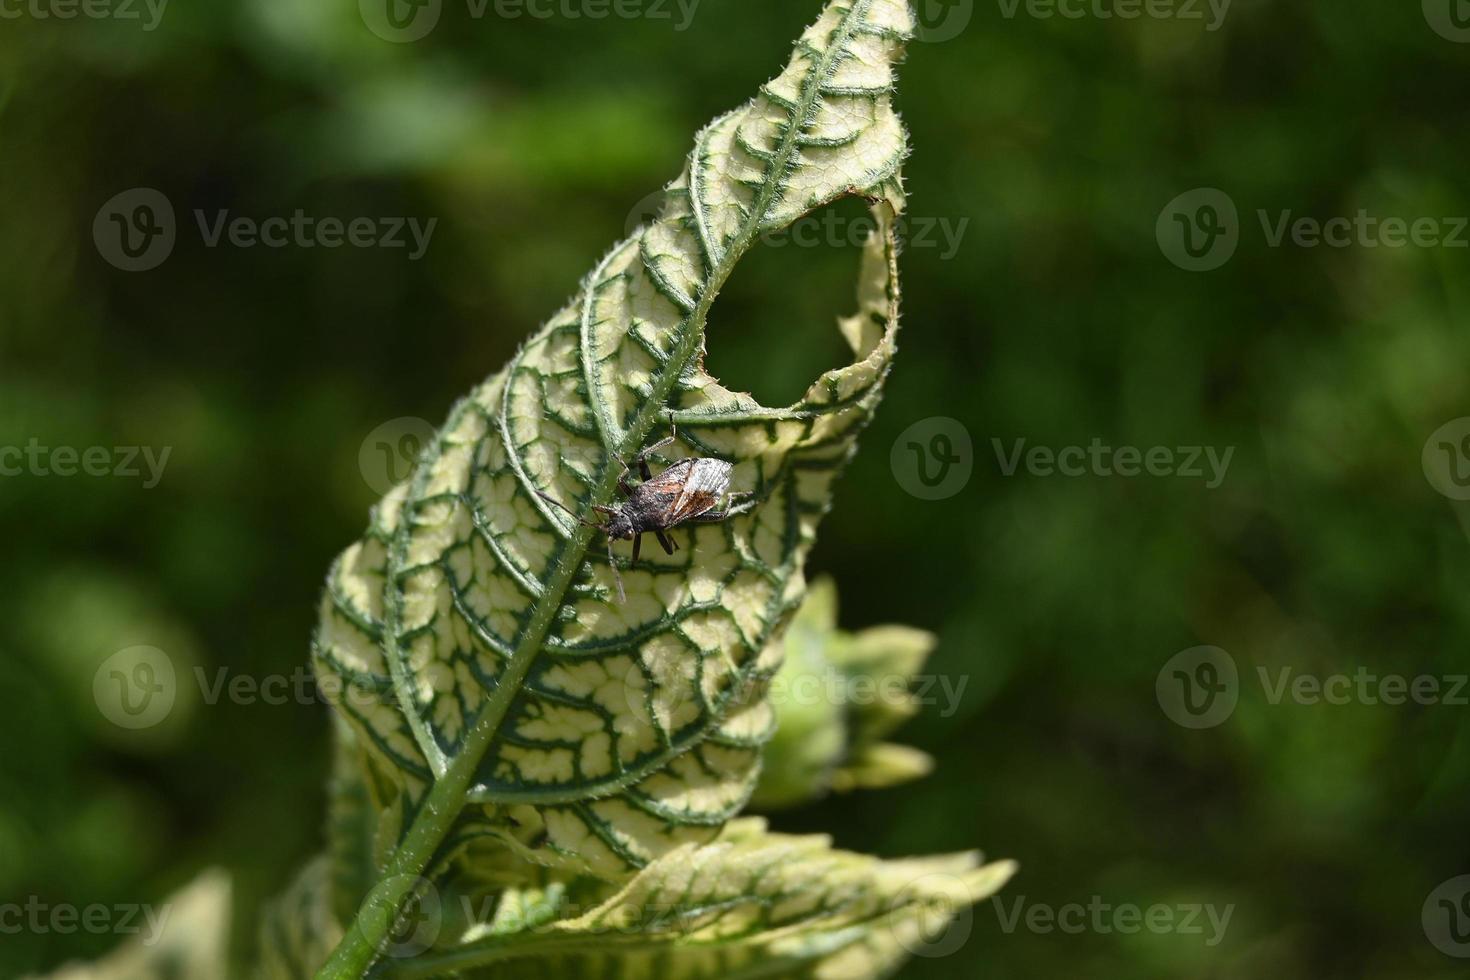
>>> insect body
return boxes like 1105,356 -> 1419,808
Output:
537,427 -> 747,601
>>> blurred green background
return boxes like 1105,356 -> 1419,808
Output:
3,0 -> 1470,976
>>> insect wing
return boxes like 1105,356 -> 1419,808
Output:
666,458 -> 732,524
631,459 -> 696,521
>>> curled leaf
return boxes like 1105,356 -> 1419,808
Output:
313,0 -> 916,884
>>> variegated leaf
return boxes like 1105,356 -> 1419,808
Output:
373,818 -> 1016,980
257,859 -> 344,980
752,577 -> 939,810
314,0 -> 914,884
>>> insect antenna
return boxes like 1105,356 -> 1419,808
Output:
535,490 -> 603,530
536,490 -> 626,603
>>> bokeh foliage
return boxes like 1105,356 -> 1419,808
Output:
2,0 -> 1469,976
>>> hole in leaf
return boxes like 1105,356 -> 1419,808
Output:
702,196 -> 878,407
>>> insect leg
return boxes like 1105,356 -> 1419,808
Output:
632,533 -> 642,562
607,537 -> 626,604
655,529 -> 677,554
634,423 -> 678,480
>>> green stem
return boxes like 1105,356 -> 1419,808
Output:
313,3 -> 873,975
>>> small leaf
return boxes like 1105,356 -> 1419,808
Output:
26,870 -> 231,980
374,818 -> 1016,980
256,859 -> 344,980
751,577 -> 939,810
314,0 -> 916,887
326,720 -> 380,927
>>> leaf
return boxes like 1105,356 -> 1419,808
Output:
325,719 -> 381,926
373,818 -> 1016,980
313,0 -> 915,888
26,870 -> 231,980
751,578 -> 938,810
257,859 -> 344,980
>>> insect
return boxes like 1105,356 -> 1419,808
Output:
537,426 -> 748,602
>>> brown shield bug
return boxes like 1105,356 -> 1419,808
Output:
538,425 -> 749,602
